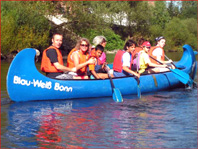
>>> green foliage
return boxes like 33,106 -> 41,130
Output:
1,1 -> 51,54
81,28 -> 124,51
1,1 -> 197,55
151,1 -> 171,29
180,1 -> 197,19
148,25 -> 163,44
164,17 -> 197,51
128,1 -> 152,37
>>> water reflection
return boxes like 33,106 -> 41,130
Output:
3,89 -> 197,148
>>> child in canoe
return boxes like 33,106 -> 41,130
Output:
132,41 -> 169,74
88,45 -> 109,79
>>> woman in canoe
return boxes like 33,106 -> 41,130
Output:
148,36 -> 175,68
92,35 -> 107,65
67,38 -> 95,79
113,39 -> 140,78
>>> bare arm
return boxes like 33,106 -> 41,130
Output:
91,70 -> 100,79
72,53 -> 95,70
148,62 -> 167,68
123,66 -> 140,78
53,62 -> 76,73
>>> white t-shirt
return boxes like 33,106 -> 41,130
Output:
152,47 -> 163,58
122,52 -> 131,67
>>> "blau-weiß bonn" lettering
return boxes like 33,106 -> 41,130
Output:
13,75 -> 72,92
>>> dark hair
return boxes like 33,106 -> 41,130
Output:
138,38 -> 145,46
155,36 -> 165,42
95,44 -> 104,52
123,39 -> 136,51
52,33 -> 63,39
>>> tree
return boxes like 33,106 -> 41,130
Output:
163,17 -> 197,51
167,1 -> 180,18
151,1 -> 171,29
180,1 -> 197,19
1,1 -> 52,54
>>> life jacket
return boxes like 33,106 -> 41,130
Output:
67,48 -> 90,75
113,50 -> 133,72
132,50 -> 144,71
40,46 -> 63,73
148,46 -> 165,64
133,46 -> 143,57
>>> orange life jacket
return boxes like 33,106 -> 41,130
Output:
113,50 -> 133,72
40,46 -> 63,73
133,46 -> 143,57
148,46 -> 165,64
90,48 -> 102,65
67,48 -> 90,75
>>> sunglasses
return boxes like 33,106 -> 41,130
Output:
146,47 -> 151,49
80,44 -> 88,47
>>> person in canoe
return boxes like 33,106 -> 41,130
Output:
92,35 -> 107,65
87,44 -> 109,79
67,38 -> 95,79
132,37 -> 145,58
113,39 -> 140,78
132,41 -> 169,74
40,33 -> 78,79
148,36 -> 175,69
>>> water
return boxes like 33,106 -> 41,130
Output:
1,58 -> 197,148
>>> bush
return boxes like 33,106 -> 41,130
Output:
80,28 -> 124,51
1,1 -> 51,54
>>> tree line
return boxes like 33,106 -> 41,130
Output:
1,1 -> 197,56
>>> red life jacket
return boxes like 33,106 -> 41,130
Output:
148,46 -> 165,64
40,46 -> 63,73
113,50 -> 133,72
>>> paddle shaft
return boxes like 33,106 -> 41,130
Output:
164,55 -> 177,68
108,72 -> 115,88
105,65 -> 115,88
149,56 -> 164,65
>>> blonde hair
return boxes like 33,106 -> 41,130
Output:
75,38 -> 91,54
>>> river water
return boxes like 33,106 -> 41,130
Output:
1,54 -> 197,148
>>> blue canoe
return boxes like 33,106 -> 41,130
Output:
7,44 -> 197,102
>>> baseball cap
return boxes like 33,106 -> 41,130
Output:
142,41 -> 151,47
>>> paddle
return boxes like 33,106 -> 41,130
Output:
106,65 -> 123,102
165,54 -> 196,87
164,55 -> 177,68
135,55 -> 141,99
135,77 -> 141,99
149,56 -> 193,86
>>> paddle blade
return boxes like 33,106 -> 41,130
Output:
112,88 -> 123,102
137,85 -> 141,99
170,68 -> 191,85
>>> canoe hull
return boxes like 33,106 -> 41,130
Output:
6,45 -> 197,102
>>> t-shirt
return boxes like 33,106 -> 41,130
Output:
98,52 -> 106,64
139,51 -> 151,74
152,47 -> 163,59
46,48 -> 58,63
46,48 -> 62,78
122,52 -> 131,67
